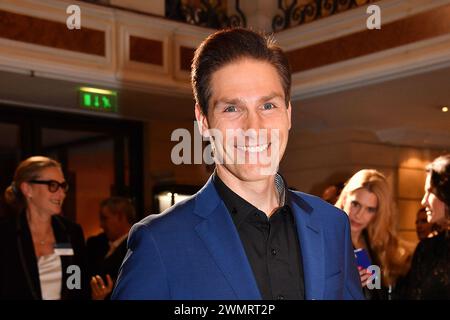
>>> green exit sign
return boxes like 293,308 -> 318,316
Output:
79,87 -> 117,112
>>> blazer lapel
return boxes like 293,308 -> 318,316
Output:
16,213 -> 42,300
193,176 -> 261,300
289,192 -> 325,300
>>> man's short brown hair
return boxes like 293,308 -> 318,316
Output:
100,197 -> 136,224
191,28 -> 291,116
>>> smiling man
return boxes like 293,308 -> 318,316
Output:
112,28 -> 363,300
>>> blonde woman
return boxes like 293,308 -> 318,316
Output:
336,169 -> 411,299
0,156 -> 89,299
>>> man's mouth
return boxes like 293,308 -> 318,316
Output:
235,143 -> 270,153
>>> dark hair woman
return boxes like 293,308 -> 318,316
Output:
398,154 -> 450,299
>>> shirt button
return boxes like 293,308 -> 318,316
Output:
271,248 -> 277,256
277,294 -> 285,300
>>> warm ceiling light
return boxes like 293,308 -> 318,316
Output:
442,106 -> 449,113
80,87 -> 116,95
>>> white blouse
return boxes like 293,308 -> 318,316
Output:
38,253 -> 62,300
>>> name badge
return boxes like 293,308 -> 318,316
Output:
54,243 -> 74,256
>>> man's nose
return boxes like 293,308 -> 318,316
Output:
243,109 -> 263,131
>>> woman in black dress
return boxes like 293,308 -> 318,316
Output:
400,154 -> 450,299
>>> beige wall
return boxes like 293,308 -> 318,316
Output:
67,140 -> 115,239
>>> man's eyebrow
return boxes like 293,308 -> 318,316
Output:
212,92 -> 284,109
257,92 -> 284,103
213,98 -> 244,108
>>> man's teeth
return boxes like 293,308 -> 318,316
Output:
236,144 -> 269,152
51,200 -> 62,206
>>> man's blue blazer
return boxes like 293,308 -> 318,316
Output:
112,176 -> 364,300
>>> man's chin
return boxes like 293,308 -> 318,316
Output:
224,164 -> 278,181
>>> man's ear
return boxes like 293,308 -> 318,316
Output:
194,104 -> 210,137
287,102 -> 292,131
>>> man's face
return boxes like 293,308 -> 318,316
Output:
100,206 -> 124,241
195,58 -> 291,182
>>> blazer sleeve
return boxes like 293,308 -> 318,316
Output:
343,216 -> 365,300
111,223 -> 170,300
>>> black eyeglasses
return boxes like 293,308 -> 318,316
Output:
28,180 -> 69,193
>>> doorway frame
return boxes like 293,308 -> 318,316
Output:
0,103 -> 144,218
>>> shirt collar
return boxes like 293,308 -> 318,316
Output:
109,233 -> 127,249
213,172 -> 288,227
275,173 -> 286,206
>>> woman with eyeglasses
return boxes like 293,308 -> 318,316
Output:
0,156 -> 89,299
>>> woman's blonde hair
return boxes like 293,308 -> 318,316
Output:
335,169 -> 410,286
4,156 -> 61,212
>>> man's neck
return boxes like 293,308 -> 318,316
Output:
216,166 -> 280,217
110,231 -> 128,244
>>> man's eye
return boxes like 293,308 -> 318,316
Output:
224,105 -> 237,112
262,103 -> 275,110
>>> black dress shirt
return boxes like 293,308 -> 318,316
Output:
213,173 -> 305,300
